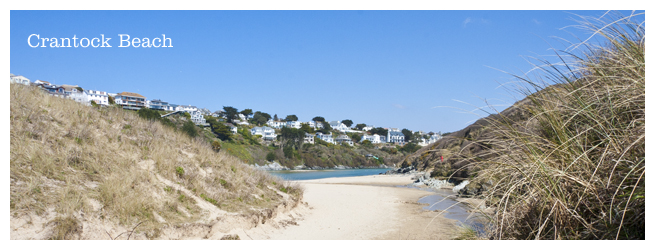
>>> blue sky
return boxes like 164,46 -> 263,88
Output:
10,10 -> 641,133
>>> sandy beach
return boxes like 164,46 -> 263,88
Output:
238,175 -> 459,240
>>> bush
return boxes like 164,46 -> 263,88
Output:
181,120 -> 198,138
175,167 -> 184,177
266,152 -> 276,162
211,140 -> 221,152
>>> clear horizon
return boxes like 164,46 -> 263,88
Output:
10,10 -> 641,133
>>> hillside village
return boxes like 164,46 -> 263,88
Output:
11,73 -> 443,149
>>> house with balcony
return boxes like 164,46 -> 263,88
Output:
251,126 -> 276,141
316,132 -> 334,144
149,99 -> 171,111
286,121 -> 301,129
115,92 -> 147,110
387,130 -> 405,144
329,121 -> 349,133
335,134 -> 353,146
267,120 -> 286,129
85,89 -> 109,106
304,133 -> 315,144
361,134 -> 383,144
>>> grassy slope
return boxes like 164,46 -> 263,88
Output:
402,13 -> 644,239
10,84 -> 302,239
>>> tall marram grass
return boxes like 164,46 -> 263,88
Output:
469,12 -> 644,239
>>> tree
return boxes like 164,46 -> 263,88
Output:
284,114 -> 298,121
279,127 -> 305,150
369,127 -> 388,136
108,95 -> 115,104
223,106 -> 239,123
206,116 -> 231,141
300,123 -> 314,134
349,133 -> 362,143
355,123 -> 366,130
399,142 -> 421,153
240,108 -> 253,117
137,108 -> 161,121
274,114 -> 279,121
312,116 -> 325,122
252,111 -> 270,125
319,121 -> 332,134
342,119 -> 353,128
401,129 -> 413,142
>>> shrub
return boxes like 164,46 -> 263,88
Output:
175,167 -> 184,177
181,120 -> 198,138
266,152 -> 276,162
212,140 -> 221,152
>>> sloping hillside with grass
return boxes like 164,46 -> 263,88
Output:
403,12 -> 645,239
10,84 -> 302,239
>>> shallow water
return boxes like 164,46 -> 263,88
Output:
268,168 -> 390,181
413,187 -> 486,233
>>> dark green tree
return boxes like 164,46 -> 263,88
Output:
252,111 -> 270,125
319,121 -> 332,134
274,114 -> 279,121
284,114 -> 298,121
280,127 -> 305,149
349,133 -> 362,143
206,116 -> 232,140
240,108 -> 253,117
312,116 -> 325,122
369,127 -> 388,136
342,119 -> 353,128
300,123 -> 315,134
355,123 -> 366,130
401,129 -> 413,142
222,106 -> 239,123
399,142 -> 421,153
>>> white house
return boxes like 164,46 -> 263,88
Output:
61,85 -> 89,105
387,130 -> 405,144
33,80 -> 51,86
178,105 -> 198,113
335,134 -> 353,146
304,133 -> 315,144
188,109 -> 206,126
267,120 -> 286,129
85,89 -> 109,106
361,134 -> 383,144
149,99 -> 172,111
362,126 -> 374,131
286,121 -> 301,129
316,132 -> 334,144
329,121 -> 349,133
115,92 -> 147,110
10,75 -> 30,85
226,123 -> 238,134
251,126 -> 276,141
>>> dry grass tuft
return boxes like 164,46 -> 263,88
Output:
463,12 -> 644,240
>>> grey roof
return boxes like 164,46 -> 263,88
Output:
388,131 -> 404,137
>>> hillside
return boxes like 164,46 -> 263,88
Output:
401,13 -> 645,240
10,84 -> 302,239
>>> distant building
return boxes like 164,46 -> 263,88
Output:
61,85 -> 88,104
286,121 -> 301,129
251,126 -> 276,141
335,134 -> 353,146
329,121 -> 349,132
226,123 -> 238,134
316,132 -> 334,144
149,99 -> 171,111
361,134 -> 383,144
387,130 -> 405,143
115,92 -> 147,110
304,133 -> 315,144
267,120 -> 286,129
85,89 -> 109,106
10,75 -> 30,85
